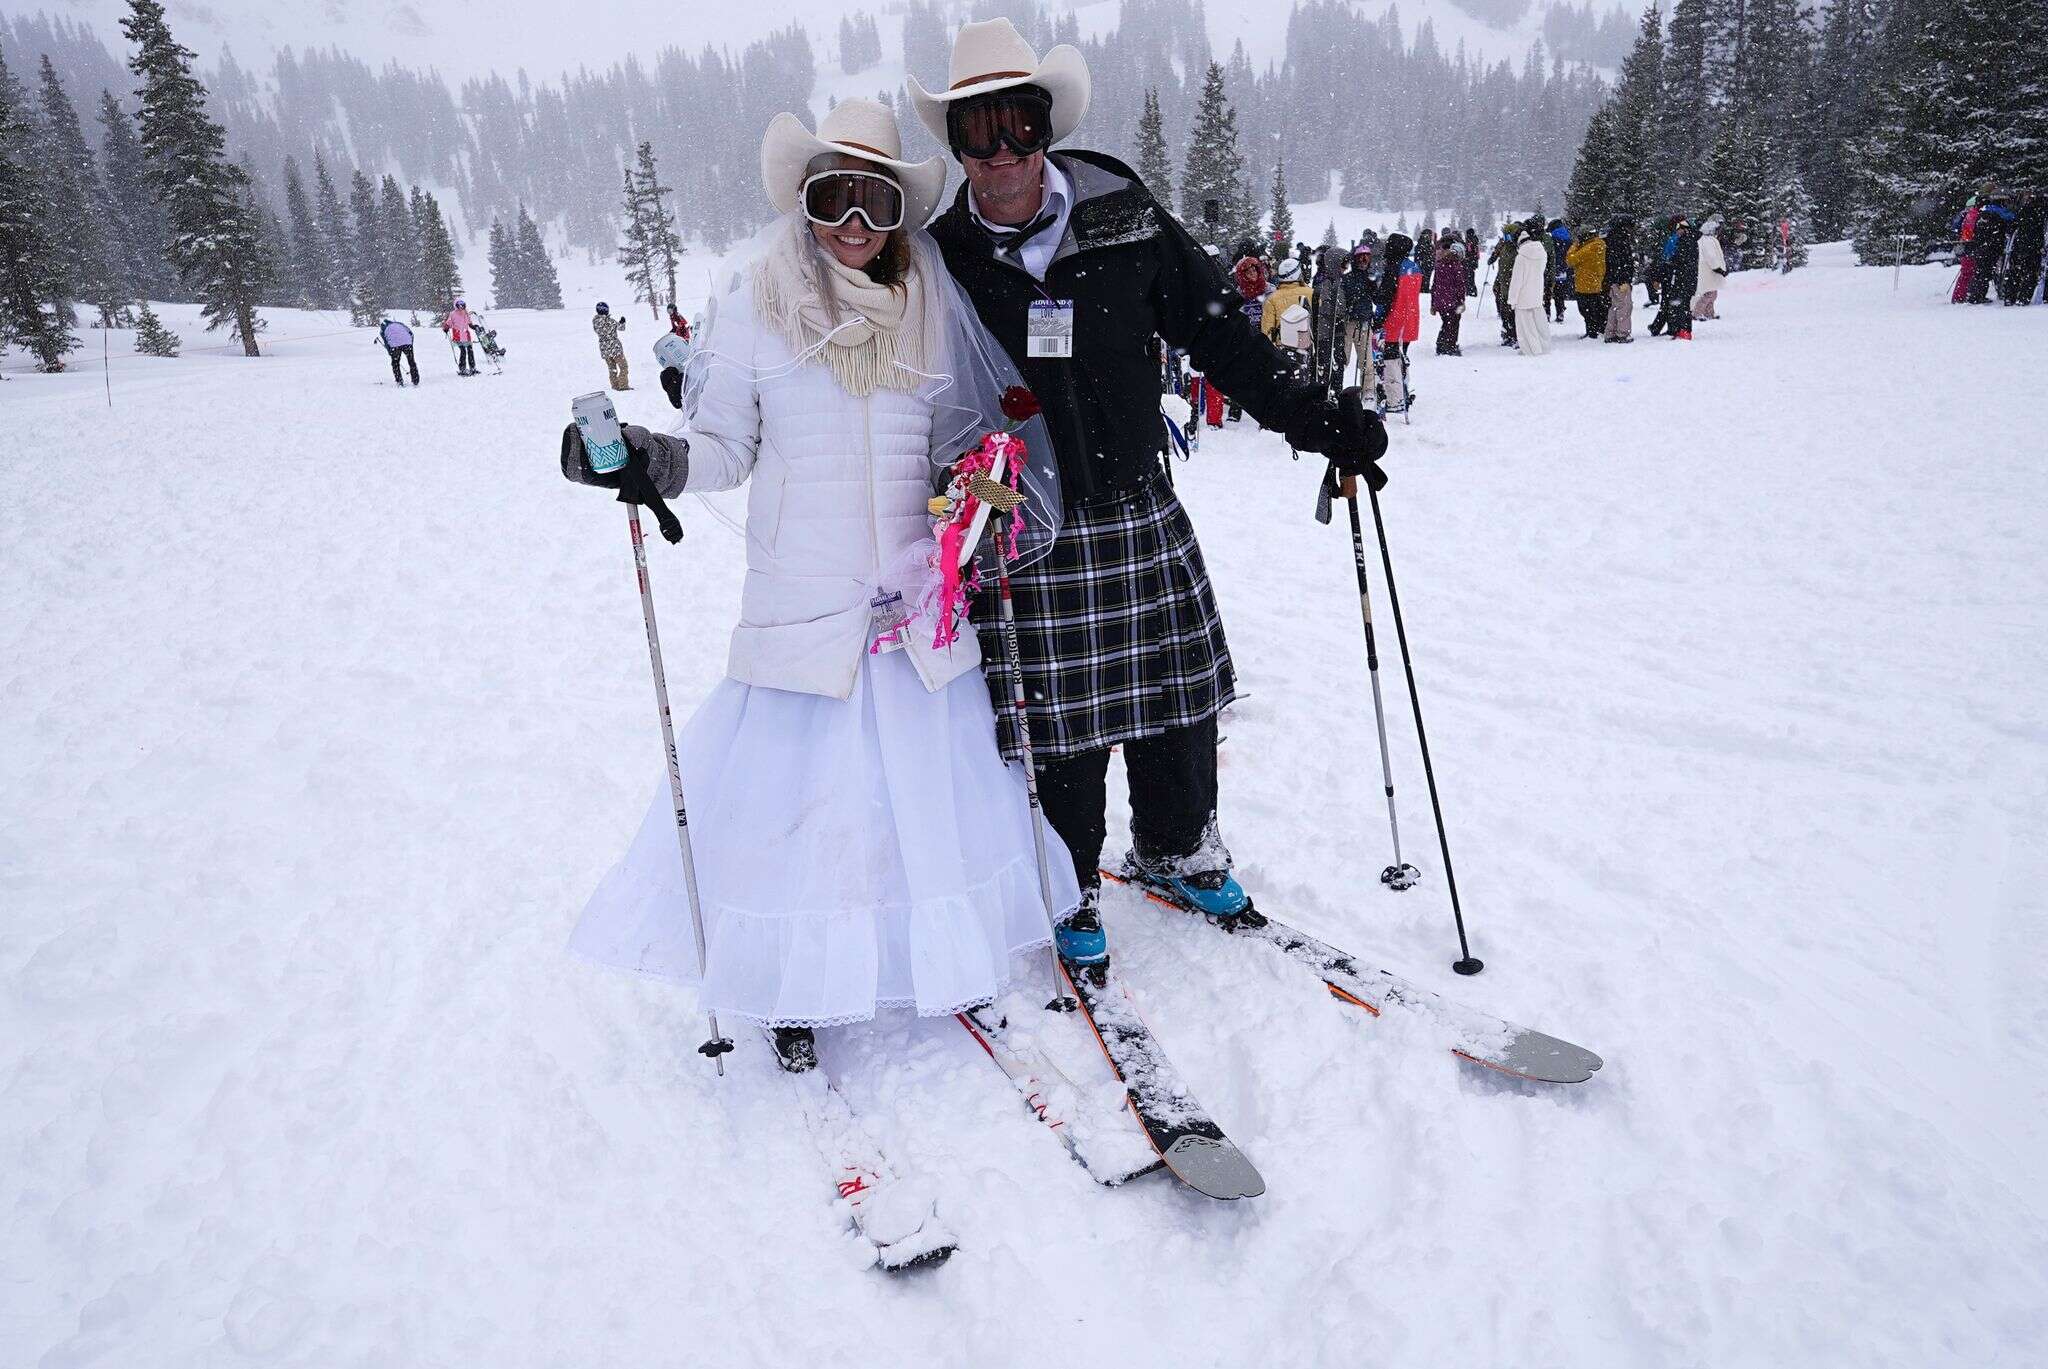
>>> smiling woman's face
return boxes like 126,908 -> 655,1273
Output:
807,154 -> 894,273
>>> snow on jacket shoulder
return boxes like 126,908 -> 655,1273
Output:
1508,237 -> 1548,308
1697,234 -> 1727,286
635,278 -> 980,701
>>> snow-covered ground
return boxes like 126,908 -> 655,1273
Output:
5,246 -> 2047,1367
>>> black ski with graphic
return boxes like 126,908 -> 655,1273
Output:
1058,961 -> 1266,1201
1101,871 -> 1604,1085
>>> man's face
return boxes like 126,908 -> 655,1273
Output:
962,148 -> 1045,227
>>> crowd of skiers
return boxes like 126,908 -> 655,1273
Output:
1948,187 -> 2047,307
1175,207 -> 1761,427
372,299 -> 506,386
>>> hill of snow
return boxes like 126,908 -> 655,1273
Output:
5,249 -> 2044,1365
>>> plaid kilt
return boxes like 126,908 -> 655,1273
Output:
977,473 -> 1235,760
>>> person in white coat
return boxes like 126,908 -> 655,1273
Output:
559,99 -> 1080,1071
1693,219 -> 1728,320
1507,219 -> 1553,355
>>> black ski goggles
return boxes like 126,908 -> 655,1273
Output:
801,170 -> 906,233
946,88 -> 1053,161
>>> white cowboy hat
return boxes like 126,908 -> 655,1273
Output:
907,18 -> 1091,151
760,97 -> 947,230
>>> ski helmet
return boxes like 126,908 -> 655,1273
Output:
596,302 -> 610,315
454,298 -> 465,308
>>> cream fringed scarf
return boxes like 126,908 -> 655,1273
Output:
752,215 -> 929,397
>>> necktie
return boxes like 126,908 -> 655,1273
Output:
991,206 -> 1058,267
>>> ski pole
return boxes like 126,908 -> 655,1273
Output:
624,503 -> 735,1068
1364,485 -> 1482,976
1323,464 -> 1419,892
986,502 -> 1077,1013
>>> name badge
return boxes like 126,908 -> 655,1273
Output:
868,592 -> 909,654
1027,300 -> 1075,359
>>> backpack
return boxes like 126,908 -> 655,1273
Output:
1278,301 -> 1312,352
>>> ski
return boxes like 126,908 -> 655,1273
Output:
1101,870 -> 1604,1085
776,1039 -> 958,1272
1058,961 -> 1266,1201
957,1007 -> 1162,1187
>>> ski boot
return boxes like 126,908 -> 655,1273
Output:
769,1026 -> 818,1074
1120,853 -> 1253,922
1054,886 -> 1109,969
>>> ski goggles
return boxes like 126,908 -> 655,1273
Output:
945,88 -> 1054,161
801,170 -> 906,233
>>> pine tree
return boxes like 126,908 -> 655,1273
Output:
413,187 -> 461,310
1180,62 -> 1254,253
382,177 -> 419,305
1269,160 -> 1295,248
487,219 -> 520,306
1567,103 -> 1622,223
1321,220 -> 1339,248
280,155 -> 332,310
633,140 -> 682,312
515,205 -> 562,309
132,298 -> 179,354
347,168 -> 381,321
35,57 -> 126,325
1804,0 -> 1879,240
616,164 -> 657,317
1658,0 -> 1710,209
310,153 -> 351,311
123,0 -> 269,355
97,90 -> 172,301
0,51 -> 78,369
1135,87 -> 1173,205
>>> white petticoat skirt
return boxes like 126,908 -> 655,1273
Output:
570,647 -> 1077,1028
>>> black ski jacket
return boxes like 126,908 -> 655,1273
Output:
1604,221 -> 1636,286
931,151 -> 1316,503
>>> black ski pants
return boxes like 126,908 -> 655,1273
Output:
454,341 -> 477,373
388,344 -> 418,384
1036,717 -> 1220,891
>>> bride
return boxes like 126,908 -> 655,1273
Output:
561,99 -> 1084,1071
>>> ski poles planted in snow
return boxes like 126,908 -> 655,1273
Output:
574,392 -> 734,1067
1319,464 -> 1419,893
1366,485 -> 1482,976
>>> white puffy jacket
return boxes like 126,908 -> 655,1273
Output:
1697,233 -> 1728,289
1507,236 -> 1549,309
652,281 -> 982,701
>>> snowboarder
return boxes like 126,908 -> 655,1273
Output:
593,301 -> 629,389
1657,219 -> 1699,339
1311,245 -> 1349,387
1508,219 -> 1552,355
1693,220 -> 1727,321
1431,241 -> 1468,356
562,98 -> 1078,1072
377,317 -> 419,386
1968,198 -> 2013,304
1603,215 -> 1636,342
910,17 -> 1388,957
1567,225 -> 1607,336
1464,228 -> 1482,295
441,299 -> 479,376
1373,232 -> 1420,410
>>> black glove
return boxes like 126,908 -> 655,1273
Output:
1284,386 -> 1388,490
660,365 -> 684,410
559,423 -> 682,542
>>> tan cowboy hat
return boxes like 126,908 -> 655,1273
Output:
760,97 -> 947,230
907,17 -> 1091,151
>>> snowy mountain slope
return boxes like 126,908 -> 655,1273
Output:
16,0 -> 1614,90
4,250 -> 2046,1366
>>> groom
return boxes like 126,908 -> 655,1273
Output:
911,20 -> 1388,965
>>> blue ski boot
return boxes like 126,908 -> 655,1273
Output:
1123,855 -> 1251,921
1053,887 -> 1109,968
